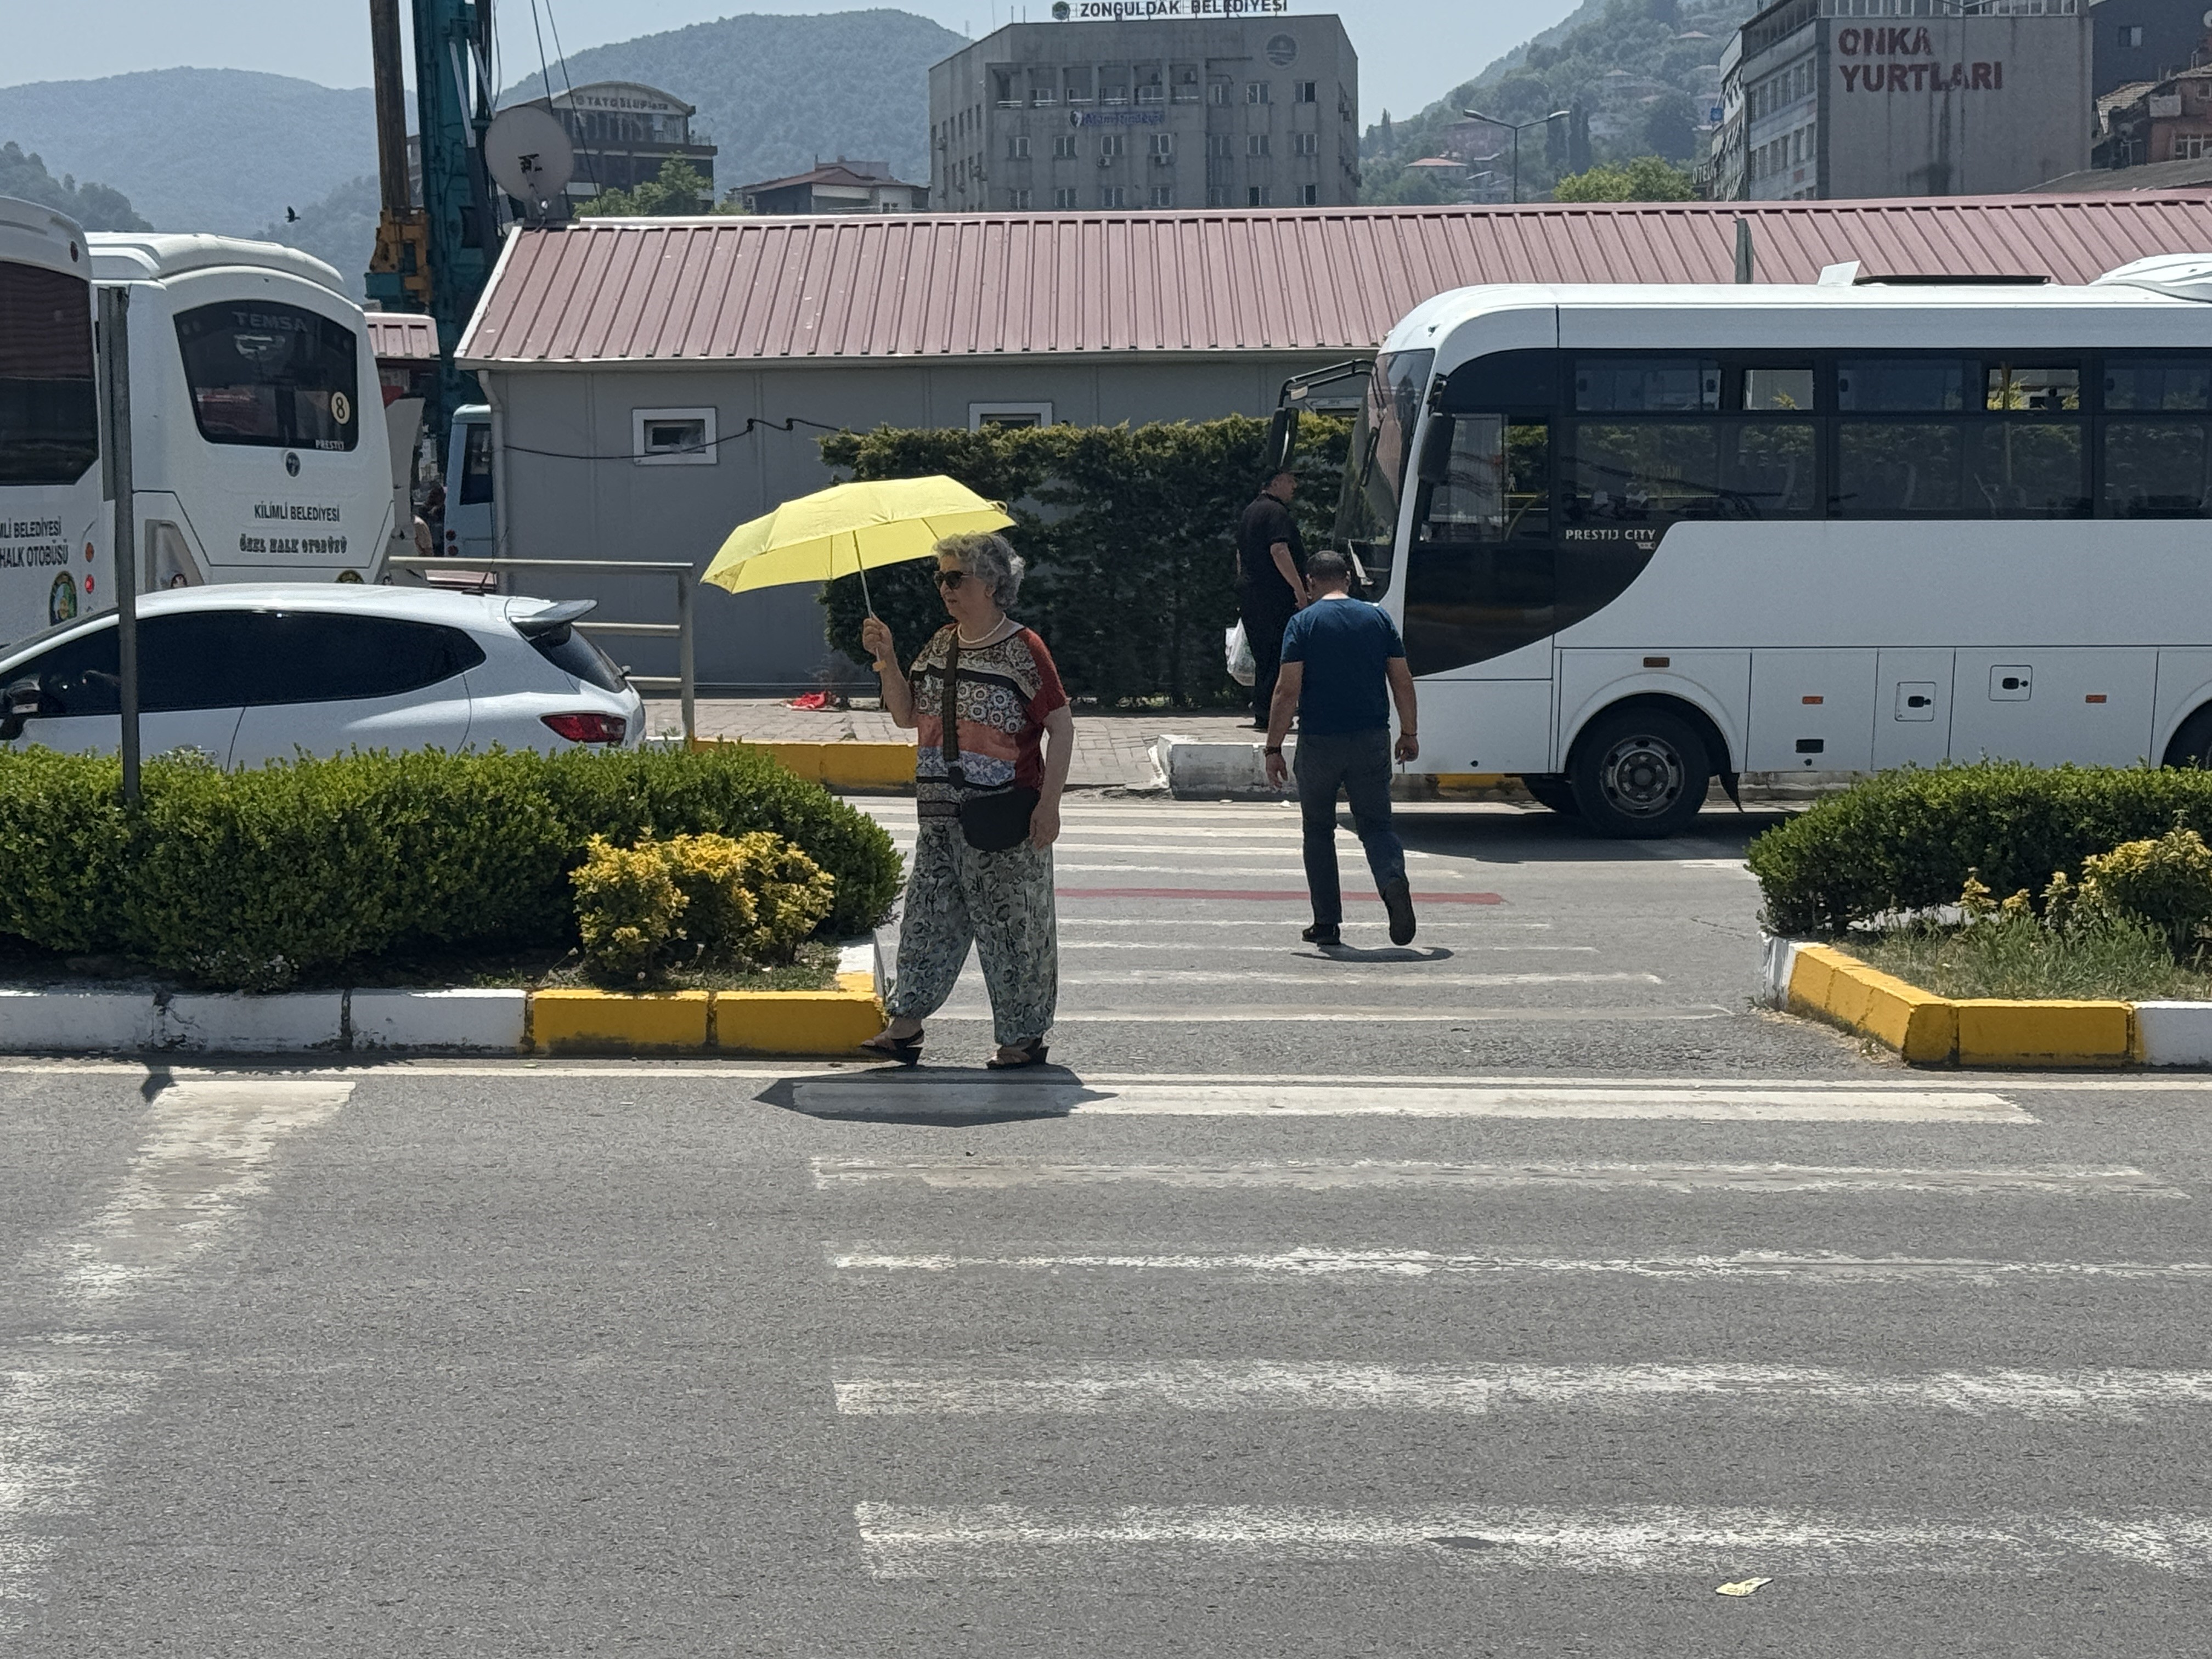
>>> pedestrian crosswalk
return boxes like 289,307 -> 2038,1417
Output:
805,1069 -> 2212,1594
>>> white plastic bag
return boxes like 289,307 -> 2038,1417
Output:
1225,620 -> 1256,687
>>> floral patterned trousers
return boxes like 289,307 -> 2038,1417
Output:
885,822 -> 1058,1046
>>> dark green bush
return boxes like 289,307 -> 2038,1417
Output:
0,745 -> 901,990
1748,762 -> 2212,935
817,414 -> 1351,706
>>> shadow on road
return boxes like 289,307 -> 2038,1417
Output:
1305,945 -> 1453,963
1387,806 -> 1796,865
755,1065 -> 1106,1126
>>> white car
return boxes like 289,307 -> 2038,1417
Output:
0,585 -> 645,765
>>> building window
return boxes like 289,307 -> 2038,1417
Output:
1296,81 -> 1317,103
1102,185 -> 1128,208
1053,134 -> 1079,159
1207,133 -> 1233,159
1300,183 -> 1318,205
1248,134 -> 1271,157
1247,81 -> 1271,104
633,407 -> 716,466
1173,66 -> 1200,103
1150,132 -> 1173,157
1294,133 -> 1317,156
1064,65 -> 1092,103
1149,184 -> 1175,207
1008,136 -> 1030,159
1247,185 -> 1270,206
1053,187 -> 1079,208
2119,23 -> 2145,44
1137,79 -> 1164,105
1008,188 -> 1033,208
969,401 -> 1053,431
1209,78 -> 1232,105
1207,185 -> 1229,206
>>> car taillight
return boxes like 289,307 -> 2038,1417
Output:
541,712 -> 627,744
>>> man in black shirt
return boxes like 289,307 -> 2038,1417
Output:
1234,470 -> 1307,727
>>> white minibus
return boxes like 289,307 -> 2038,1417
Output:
86,232 -> 393,591
0,198 -> 106,639
442,403 -> 495,560
1331,255 -> 2212,836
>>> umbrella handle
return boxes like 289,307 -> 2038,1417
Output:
859,558 -> 875,618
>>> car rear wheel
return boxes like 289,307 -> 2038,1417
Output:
1568,708 -> 1712,839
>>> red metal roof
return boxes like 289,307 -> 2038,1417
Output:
458,196 -> 2212,368
366,311 -> 439,362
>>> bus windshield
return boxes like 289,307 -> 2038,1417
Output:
0,261 -> 98,486
174,300 -> 360,452
1332,348 -> 1431,596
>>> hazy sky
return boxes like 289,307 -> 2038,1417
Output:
2,0 -> 1583,126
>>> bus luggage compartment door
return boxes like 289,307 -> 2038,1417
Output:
1873,650 -> 1953,771
1948,649 -> 2155,768
1746,649 -> 1876,773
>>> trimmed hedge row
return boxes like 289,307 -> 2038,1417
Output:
1748,761 -> 2212,935
0,746 -> 901,990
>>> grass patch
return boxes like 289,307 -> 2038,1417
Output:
1854,916 -> 2212,1001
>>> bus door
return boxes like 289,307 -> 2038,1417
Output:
1398,350 -> 1558,774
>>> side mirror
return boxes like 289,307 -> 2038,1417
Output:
0,676 -> 57,742
1265,407 -> 1299,473
1415,414 -> 1457,485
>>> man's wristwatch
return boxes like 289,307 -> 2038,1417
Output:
1264,746 -> 1284,755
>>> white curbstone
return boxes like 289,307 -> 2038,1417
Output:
156,992 -> 347,1054
2133,1001 -> 2212,1068
0,989 -> 160,1051
350,988 -> 528,1052
1158,736 -> 1295,800
1759,935 -> 1804,1006
840,940 -> 883,998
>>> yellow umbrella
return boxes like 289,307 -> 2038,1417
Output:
699,476 -> 1013,613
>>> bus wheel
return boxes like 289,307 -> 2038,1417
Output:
2164,707 -> 2212,769
1568,708 -> 1711,839
1522,775 -> 1582,816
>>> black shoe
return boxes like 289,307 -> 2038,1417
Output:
986,1038 -> 1050,1070
1381,878 -> 1417,946
1301,922 -> 1340,946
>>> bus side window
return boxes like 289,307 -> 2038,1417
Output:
2102,356 -> 2212,518
459,425 -> 494,505
1420,416 -> 1550,543
0,262 -> 98,486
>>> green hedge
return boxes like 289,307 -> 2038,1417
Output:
0,746 -> 901,990
1747,762 -> 2212,935
817,414 -> 1350,705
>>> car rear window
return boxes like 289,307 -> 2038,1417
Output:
529,624 -> 627,692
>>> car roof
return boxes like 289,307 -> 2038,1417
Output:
0,586 -> 576,663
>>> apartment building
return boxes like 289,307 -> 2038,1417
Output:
927,16 -> 1358,212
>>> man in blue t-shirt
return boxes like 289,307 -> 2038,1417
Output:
1261,549 -> 1420,947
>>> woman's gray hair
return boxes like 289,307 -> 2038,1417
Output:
936,531 -> 1025,608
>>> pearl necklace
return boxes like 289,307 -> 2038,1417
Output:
956,618 -> 1011,647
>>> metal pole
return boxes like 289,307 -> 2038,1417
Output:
97,286 -> 141,806
1510,126 -> 1520,204
675,572 -> 695,745
1735,217 -> 1755,285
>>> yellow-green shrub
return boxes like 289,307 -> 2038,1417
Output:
571,836 -> 686,978
662,831 -> 835,964
2078,826 -> 2212,956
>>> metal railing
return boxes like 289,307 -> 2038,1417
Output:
383,556 -> 696,741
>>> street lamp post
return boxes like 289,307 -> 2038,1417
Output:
1460,108 -> 1570,204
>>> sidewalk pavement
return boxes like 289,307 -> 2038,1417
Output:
646,698 -> 1263,790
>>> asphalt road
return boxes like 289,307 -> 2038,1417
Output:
3,798 -> 2210,1655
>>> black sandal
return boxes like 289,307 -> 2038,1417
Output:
860,1028 -> 924,1066
986,1039 -> 1049,1070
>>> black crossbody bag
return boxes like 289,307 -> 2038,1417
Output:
941,635 -> 1040,853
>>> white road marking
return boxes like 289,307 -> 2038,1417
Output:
925,1006 -> 1734,1024
828,1246 -> 2212,1283
811,1158 -> 2171,1197
784,1081 -> 2030,1122
1051,865 -> 1464,876
1054,942 -> 1599,953
1054,917 -> 1555,930
0,1080 -> 352,1624
854,1502 -> 2212,1579
984,971 -> 1658,988
833,1359 -> 2212,1418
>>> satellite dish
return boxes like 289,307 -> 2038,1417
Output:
485,104 -> 575,219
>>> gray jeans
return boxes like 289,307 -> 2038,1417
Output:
1293,727 -> 1407,926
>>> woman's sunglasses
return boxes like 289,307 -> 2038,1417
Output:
934,568 -> 970,590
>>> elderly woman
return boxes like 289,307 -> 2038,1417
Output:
859,532 -> 1074,1069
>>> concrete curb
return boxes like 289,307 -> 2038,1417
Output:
0,940 -> 888,1058
690,737 -> 916,790
1769,934 -> 2172,1068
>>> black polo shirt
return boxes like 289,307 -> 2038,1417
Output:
1235,492 -> 1304,604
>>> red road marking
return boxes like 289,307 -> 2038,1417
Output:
1056,887 -> 1505,904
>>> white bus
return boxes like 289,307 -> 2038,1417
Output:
86,232 -> 392,592
1331,255 -> 2212,836
0,199 -> 106,640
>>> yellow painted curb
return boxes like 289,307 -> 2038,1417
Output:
531,989 -> 711,1052
713,972 -> 884,1056
692,738 -> 915,789
1783,943 -> 2132,1068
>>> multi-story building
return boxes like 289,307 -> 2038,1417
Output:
737,160 -> 926,215
1711,0 -> 2090,201
2102,63 -> 2212,162
927,16 -> 1358,212
549,81 -> 718,203
2090,0 -> 2212,97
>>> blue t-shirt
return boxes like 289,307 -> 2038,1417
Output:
1278,597 -> 1405,735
